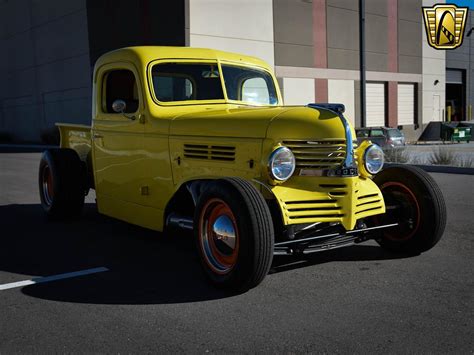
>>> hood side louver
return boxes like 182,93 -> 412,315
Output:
184,144 -> 235,162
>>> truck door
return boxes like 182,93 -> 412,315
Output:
92,63 -> 147,207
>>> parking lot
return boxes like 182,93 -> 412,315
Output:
1,152 -> 473,353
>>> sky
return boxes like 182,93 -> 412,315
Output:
450,0 -> 472,9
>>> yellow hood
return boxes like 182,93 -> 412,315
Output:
169,105 -> 352,140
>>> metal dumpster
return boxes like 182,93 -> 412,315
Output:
441,123 -> 471,142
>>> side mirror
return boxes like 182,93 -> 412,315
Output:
112,99 -> 126,113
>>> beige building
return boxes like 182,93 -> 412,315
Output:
0,0 -> 446,143
187,0 -> 446,140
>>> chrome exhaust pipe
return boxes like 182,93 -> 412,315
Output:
166,213 -> 194,230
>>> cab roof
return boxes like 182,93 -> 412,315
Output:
94,46 -> 271,71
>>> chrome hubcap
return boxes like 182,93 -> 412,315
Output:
212,215 -> 237,256
199,199 -> 239,275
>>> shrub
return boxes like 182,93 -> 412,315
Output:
409,155 -> 422,165
383,147 -> 410,163
429,147 -> 457,166
456,155 -> 474,168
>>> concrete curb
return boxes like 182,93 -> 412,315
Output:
385,163 -> 474,175
0,144 -> 57,153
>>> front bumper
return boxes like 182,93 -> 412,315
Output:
274,222 -> 397,255
271,175 -> 385,231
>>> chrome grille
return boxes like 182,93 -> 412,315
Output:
283,140 -> 346,170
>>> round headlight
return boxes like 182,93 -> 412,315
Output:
364,144 -> 384,174
269,146 -> 296,181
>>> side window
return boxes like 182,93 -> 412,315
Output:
104,70 -> 139,113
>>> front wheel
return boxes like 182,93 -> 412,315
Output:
372,165 -> 447,253
194,178 -> 274,291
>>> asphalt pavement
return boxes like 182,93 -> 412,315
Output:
0,153 -> 473,353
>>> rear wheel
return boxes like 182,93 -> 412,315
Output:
39,149 -> 86,218
373,165 -> 446,253
194,178 -> 274,291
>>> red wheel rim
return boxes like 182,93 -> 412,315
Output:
42,164 -> 54,206
379,181 -> 421,241
198,198 -> 239,275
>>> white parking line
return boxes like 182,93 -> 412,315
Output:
0,267 -> 109,291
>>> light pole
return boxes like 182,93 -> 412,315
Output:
467,22 -> 473,121
359,0 -> 366,127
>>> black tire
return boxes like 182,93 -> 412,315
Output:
373,165 -> 446,253
39,148 -> 86,218
194,177 -> 274,291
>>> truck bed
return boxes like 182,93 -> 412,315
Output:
56,123 -> 91,163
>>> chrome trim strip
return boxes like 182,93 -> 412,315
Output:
307,103 -> 356,169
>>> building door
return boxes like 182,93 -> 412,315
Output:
446,69 -> 465,121
366,82 -> 386,127
398,83 -> 415,126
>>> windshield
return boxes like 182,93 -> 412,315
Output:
388,129 -> 403,138
152,63 -> 224,102
221,65 -> 278,105
151,62 -> 278,105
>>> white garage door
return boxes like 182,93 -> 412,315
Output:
398,83 -> 415,126
366,83 -> 385,127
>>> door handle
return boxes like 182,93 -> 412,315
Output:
124,113 -> 145,123
127,114 -> 145,122
93,133 -> 104,139
122,113 -> 136,121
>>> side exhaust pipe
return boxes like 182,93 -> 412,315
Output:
166,213 -> 194,230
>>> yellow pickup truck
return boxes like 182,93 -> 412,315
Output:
39,46 -> 446,290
